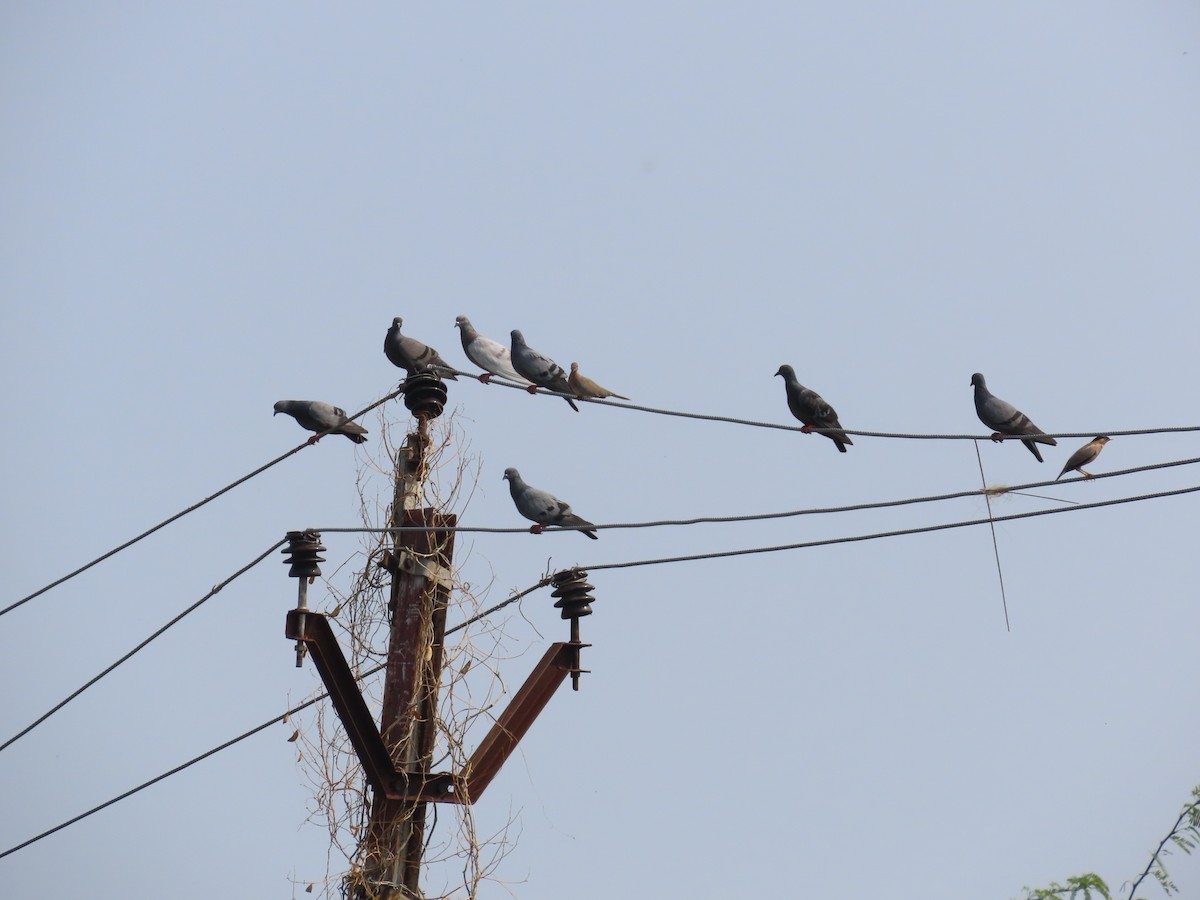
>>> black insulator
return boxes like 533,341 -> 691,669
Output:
550,568 -> 596,621
402,372 -> 448,420
282,529 -> 326,578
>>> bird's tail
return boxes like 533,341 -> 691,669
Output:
1022,439 -> 1045,463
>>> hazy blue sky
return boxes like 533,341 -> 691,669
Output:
3,3 -> 1198,898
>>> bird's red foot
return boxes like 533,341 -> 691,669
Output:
306,435 -> 321,445
525,385 -> 539,395
478,373 -> 492,384
989,432 -> 1005,443
799,424 -> 814,433
529,524 -> 546,534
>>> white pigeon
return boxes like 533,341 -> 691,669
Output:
454,315 -> 531,385
502,467 -> 598,539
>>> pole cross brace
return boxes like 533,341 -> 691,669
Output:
285,609 -> 580,804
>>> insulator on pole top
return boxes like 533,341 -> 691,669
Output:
282,530 -> 326,579
550,568 -> 595,621
402,372 -> 449,421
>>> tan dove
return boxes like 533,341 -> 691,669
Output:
568,362 -> 630,401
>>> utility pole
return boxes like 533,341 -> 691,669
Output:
355,374 -> 453,900
282,373 -> 597,899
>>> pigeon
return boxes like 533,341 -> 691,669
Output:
774,365 -> 852,452
509,330 -> 579,412
274,400 -> 368,444
383,317 -> 457,379
502,467 -> 598,539
568,362 -> 630,401
1057,436 -> 1111,480
454,315 -> 531,385
970,373 -> 1056,462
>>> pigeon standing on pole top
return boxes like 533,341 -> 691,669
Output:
273,401 -> 369,444
970,372 -> 1056,462
454,315 -> 531,385
509,330 -> 580,412
503,468 -> 598,539
1057,436 -> 1111,480
384,317 -> 457,379
774,365 -> 852,453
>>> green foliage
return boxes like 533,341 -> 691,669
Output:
1021,785 -> 1199,900
1021,873 -> 1111,900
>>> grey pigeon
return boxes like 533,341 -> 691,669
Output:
569,362 -> 630,401
971,373 -> 1056,462
510,330 -> 579,412
384,317 -> 457,379
454,315 -> 531,385
502,467 -> 598,538
1057,436 -> 1111,480
274,400 -> 368,444
774,365 -> 852,453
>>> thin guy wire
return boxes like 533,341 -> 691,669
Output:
1,388 -> 405,619
0,578 -> 551,861
449,367 -> 1200,441
577,483 -> 1200,572
974,442 -> 1010,632
0,539 -> 287,756
308,454 -> 1200,536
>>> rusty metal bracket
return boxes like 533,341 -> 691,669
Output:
286,609 -> 582,804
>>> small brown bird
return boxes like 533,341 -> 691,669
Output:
568,362 -> 630,401
1057,436 -> 1111,480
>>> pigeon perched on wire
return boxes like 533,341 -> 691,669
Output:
1057,436 -> 1111,480
774,365 -> 852,453
273,401 -> 368,444
510,330 -> 579,412
970,373 -> 1056,462
454,315 -> 531,385
502,467 -> 598,538
384,317 -> 457,379
568,362 -> 629,401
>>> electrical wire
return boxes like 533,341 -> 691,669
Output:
308,453 -> 1200,536
1,389 -> 404,620
0,578 -> 550,862
2,474 -> 1194,859
449,367 -> 1200,441
0,539 -> 287,756
577,482 -> 1200,572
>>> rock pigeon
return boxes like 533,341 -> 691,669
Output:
454,315 -> 531,385
1057,436 -> 1111,480
384,317 -> 457,379
502,467 -> 598,539
774,365 -> 852,452
274,400 -> 368,444
568,362 -> 630,401
970,373 -> 1056,462
509,330 -> 579,412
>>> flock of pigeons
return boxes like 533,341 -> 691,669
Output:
274,317 -> 1114,540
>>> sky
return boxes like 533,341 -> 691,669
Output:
2,3 -> 1199,898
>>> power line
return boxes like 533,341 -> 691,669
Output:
4,473 -> 1193,859
578,483 -> 1200,573
308,453 -> 1200,536
450,367 -> 1200,442
1,389 -> 403,620
0,578 -> 550,862
0,539 -> 286,756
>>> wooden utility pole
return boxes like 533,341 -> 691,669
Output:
354,377 -> 454,900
